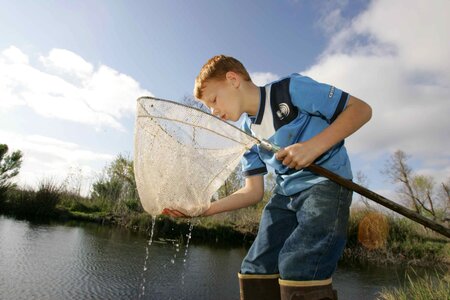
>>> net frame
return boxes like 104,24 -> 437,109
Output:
134,96 -> 258,216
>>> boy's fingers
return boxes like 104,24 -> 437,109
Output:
162,208 -> 177,217
288,161 -> 297,169
275,148 -> 287,160
173,210 -> 187,217
162,208 -> 189,218
282,156 -> 292,166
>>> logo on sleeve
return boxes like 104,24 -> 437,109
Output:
328,86 -> 335,98
276,103 -> 290,120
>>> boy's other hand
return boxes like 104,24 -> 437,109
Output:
161,208 -> 190,218
275,141 -> 321,170
162,205 -> 212,218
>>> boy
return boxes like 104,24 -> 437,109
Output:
163,55 -> 372,300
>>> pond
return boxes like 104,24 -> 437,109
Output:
0,215 -> 444,299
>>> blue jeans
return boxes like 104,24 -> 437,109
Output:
240,180 -> 352,281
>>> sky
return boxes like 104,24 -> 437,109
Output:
0,0 -> 449,203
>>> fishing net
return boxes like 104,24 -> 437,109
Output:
134,96 -> 257,216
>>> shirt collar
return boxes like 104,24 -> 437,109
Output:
250,86 -> 266,124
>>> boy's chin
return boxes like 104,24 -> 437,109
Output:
227,114 -> 242,122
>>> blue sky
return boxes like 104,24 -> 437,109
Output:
0,1 -> 368,99
0,0 -> 449,205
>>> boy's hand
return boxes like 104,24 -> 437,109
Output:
161,208 -> 190,218
162,206 -> 211,218
275,141 -> 322,170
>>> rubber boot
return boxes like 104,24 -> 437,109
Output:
279,278 -> 338,300
238,273 -> 281,300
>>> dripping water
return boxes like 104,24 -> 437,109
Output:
138,216 -> 156,299
181,220 -> 195,286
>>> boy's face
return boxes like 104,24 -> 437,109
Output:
198,72 -> 243,122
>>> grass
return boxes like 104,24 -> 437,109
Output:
377,270 -> 450,300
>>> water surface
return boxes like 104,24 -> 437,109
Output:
0,216 -> 444,299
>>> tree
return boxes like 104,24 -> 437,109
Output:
216,164 -> 244,199
355,170 -> 371,208
108,154 -> 137,200
0,144 -> 23,200
91,154 -> 142,212
412,175 -> 436,218
438,178 -> 450,223
383,150 -> 448,221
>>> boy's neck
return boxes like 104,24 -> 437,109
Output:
241,81 -> 261,117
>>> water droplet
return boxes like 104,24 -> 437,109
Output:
138,216 -> 156,299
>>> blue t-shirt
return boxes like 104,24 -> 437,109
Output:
240,73 -> 353,196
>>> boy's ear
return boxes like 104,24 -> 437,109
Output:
225,71 -> 240,88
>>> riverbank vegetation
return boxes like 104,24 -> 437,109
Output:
1,144 -> 449,267
377,270 -> 450,300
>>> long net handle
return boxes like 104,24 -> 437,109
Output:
307,163 -> 450,239
262,138 -> 450,238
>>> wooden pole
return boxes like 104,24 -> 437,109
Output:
307,164 -> 450,239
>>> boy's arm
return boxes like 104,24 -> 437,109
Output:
202,175 -> 264,216
276,95 -> 372,169
162,175 -> 264,218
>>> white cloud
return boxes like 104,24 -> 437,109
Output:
0,46 -> 154,194
316,0 -> 350,35
0,129 -> 115,195
0,46 -> 152,131
250,72 -> 280,86
354,0 -> 450,79
351,187 -> 399,210
40,48 -> 94,80
1,46 -> 29,64
304,0 -> 450,174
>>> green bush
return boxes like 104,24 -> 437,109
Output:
123,198 -> 141,212
59,192 -> 110,214
0,185 -> 8,212
7,180 -> 61,218
7,188 -> 36,216
92,177 -> 123,203
34,181 -> 61,215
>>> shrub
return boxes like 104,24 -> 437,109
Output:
7,180 -> 61,218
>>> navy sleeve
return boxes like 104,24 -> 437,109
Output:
241,144 -> 267,177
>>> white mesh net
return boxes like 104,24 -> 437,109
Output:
134,97 -> 257,216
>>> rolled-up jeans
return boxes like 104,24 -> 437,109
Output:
240,180 -> 352,280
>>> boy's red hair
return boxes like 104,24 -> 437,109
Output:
194,55 -> 251,99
